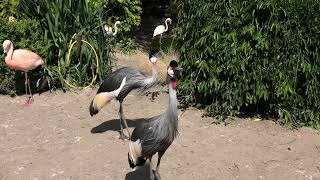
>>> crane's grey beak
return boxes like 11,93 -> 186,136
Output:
154,51 -> 161,57
172,67 -> 182,79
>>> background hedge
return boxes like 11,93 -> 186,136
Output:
175,0 -> 320,128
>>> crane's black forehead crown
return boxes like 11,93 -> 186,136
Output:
169,60 -> 178,67
149,49 -> 160,59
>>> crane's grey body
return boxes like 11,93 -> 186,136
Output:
97,67 -> 157,101
128,60 -> 180,180
90,51 -> 160,140
130,84 -> 178,156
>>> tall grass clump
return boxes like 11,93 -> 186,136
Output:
174,0 -> 320,128
19,0 -> 116,89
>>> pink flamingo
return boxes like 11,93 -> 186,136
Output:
3,40 -> 44,105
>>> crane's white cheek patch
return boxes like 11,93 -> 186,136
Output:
150,57 -> 157,63
167,69 -> 174,77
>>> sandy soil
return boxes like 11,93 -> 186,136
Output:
0,51 -> 320,180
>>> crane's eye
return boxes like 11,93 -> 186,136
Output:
167,67 -> 174,77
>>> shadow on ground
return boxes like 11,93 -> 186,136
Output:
125,163 -> 158,180
91,118 -> 145,134
92,118 -> 159,180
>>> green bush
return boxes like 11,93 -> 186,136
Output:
0,17 -> 46,95
0,0 -> 19,18
175,0 -> 320,128
104,0 -> 142,32
104,0 -> 142,52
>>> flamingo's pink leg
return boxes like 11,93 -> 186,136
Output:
27,76 -> 33,103
23,72 -> 33,106
24,72 -> 28,98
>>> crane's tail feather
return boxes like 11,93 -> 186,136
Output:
89,100 -> 98,116
128,139 -> 146,168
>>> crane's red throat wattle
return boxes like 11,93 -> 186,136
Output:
171,80 -> 177,89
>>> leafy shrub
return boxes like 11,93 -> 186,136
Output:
0,17 -> 46,95
104,0 -> 142,32
104,0 -> 143,52
0,0 -> 19,18
175,0 -> 320,128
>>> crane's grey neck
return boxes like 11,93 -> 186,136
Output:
143,63 -> 157,85
166,80 -> 178,119
151,63 -> 157,81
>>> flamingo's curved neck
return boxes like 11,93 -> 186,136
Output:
113,23 -> 119,36
164,19 -> 169,32
5,43 -> 14,63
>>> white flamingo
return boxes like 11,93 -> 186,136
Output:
153,18 -> 172,51
104,21 -> 121,36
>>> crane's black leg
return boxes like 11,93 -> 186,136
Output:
155,151 -> 165,180
149,156 -> 155,180
118,102 -> 127,140
120,102 -> 131,139
119,102 -> 130,140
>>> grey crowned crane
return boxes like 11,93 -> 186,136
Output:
89,50 -> 161,140
128,60 -> 181,180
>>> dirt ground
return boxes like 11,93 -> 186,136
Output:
1,51 -> 320,180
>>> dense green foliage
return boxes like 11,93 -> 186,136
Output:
105,0 -> 142,32
0,0 -> 19,18
0,17 -> 46,95
104,0 -> 142,52
175,0 -> 320,128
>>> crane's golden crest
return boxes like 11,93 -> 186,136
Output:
93,92 -> 113,110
